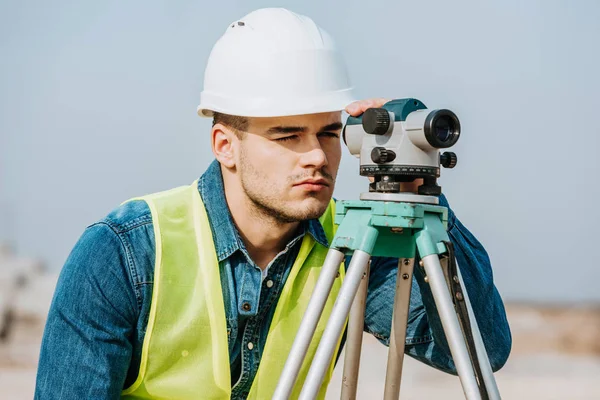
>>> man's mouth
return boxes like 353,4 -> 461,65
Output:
295,178 -> 329,186
293,178 -> 330,191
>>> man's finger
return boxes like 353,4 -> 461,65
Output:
345,98 -> 391,116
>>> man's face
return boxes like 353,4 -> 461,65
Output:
235,111 -> 343,223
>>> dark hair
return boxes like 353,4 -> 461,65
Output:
212,112 -> 249,137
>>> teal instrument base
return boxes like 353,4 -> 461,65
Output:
333,200 -> 450,258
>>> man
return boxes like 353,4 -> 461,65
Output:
35,8 -> 511,399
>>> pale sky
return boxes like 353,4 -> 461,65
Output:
1,0 -> 599,303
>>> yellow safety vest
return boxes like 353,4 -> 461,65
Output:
121,181 -> 345,399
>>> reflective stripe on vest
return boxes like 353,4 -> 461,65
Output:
121,182 -> 345,399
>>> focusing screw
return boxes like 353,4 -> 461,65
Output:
440,152 -> 458,168
371,147 -> 396,164
362,108 -> 391,135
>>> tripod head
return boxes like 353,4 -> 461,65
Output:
343,98 -> 460,198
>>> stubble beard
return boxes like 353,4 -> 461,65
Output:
239,151 -> 334,224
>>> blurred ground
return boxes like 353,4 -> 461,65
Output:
2,301 -> 599,399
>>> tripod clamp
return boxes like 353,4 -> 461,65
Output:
441,241 -> 489,400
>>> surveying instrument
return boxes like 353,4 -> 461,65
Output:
273,99 -> 501,399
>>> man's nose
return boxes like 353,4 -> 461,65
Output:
299,138 -> 328,169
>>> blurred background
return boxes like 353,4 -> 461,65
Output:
1,0 -> 599,398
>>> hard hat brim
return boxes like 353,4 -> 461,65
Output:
197,89 -> 356,118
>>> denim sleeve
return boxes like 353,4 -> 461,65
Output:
363,194 -> 512,374
35,222 -> 137,399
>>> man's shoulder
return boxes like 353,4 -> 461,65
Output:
98,180 -> 203,233
95,179 -> 201,234
98,199 -> 153,235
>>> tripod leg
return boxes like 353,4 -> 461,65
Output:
421,254 -> 482,400
273,249 -> 346,400
383,258 -> 415,400
455,266 -> 501,400
340,261 -> 370,400
299,250 -> 373,400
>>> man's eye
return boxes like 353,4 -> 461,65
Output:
319,132 -> 340,138
275,135 -> 298,142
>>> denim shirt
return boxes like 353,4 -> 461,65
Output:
35,160 -> 511,399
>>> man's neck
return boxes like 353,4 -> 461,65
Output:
223,183 -> 300,270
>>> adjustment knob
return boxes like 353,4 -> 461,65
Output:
371,147 -> 396,164
362,108 -> 391,135
440,152 -> 458,168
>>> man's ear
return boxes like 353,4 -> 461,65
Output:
212,123 -> 237,169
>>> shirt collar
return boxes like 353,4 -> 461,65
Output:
198,159 -> 329,262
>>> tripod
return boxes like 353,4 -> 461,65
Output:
273,192 -> 501,400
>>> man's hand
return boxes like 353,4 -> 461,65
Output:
345,98 -> 390,116
345,98 -> 425,193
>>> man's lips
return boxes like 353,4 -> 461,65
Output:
293,178 -> 331,192
293,178 -> 330,187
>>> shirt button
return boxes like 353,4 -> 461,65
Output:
242,302 -> 251,311
266,280 -> 274,288
247,342 -> 254,350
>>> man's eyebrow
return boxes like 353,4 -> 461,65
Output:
320,122 -> 343,132
266,126 -> 307,135
266,122 -> 343,135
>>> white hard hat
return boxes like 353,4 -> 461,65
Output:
197,8 -> 355,118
